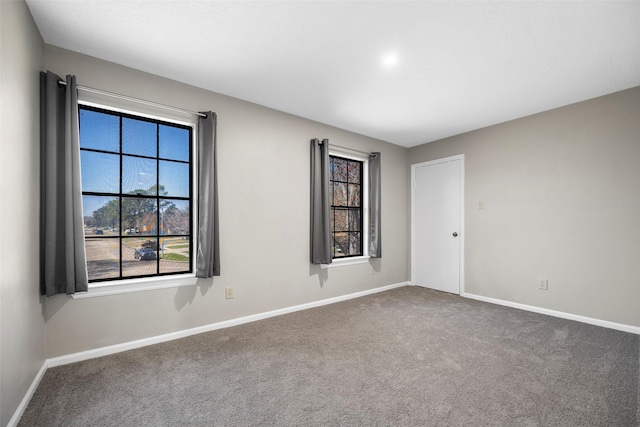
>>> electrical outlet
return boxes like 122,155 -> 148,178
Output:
538,279 -> 548,290
225,286 -> 234,299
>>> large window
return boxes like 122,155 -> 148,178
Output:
329,155 -> 364,258
79,105 -> 193,282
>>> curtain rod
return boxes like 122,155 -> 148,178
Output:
320,140 -> 378,157
58,80 -> 207,118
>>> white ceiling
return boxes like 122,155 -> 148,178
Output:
26,1 -> 640,148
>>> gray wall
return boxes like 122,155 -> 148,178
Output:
409,86 -> 640,328
0,1 -> 46,425
43,46 -> 410,358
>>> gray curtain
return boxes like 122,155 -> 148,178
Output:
369,152 -> 382,258
40,71 -> 88,296
310,138 -> 332,264
196,112 -> 220,277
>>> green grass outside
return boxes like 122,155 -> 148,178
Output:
167,244 -> 190,249
161,253 -> 189,262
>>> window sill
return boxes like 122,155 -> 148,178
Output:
71,274 -> 198,299
321,256 -> 370,269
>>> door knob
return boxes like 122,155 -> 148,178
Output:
452,232 -> 458,237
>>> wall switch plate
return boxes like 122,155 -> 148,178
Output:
477,201 -> 484,210
225,286 -> 234,299
538,279 -> 548,290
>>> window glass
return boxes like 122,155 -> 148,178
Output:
160,199 -> 190,235
80,151 -> 119,193
159,236 -> 191,274
82,196 -> 119,234
85,238 -> 120,280
122,156 -> 157,195
79,109 -> 119,152
329,155 -> 363,258
79,105 -> 193,282
159,160 -> 190,198
122,117 -> 157,157
159,125 -> 190,161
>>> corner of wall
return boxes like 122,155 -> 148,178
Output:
0,1 -> 47,426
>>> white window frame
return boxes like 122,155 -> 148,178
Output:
322,148 -> 370,268
73,91 -> 199,299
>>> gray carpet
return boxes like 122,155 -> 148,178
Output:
20,286 -> 639,426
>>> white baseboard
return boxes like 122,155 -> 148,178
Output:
7,361 -> 48,427
48,281 -> 410,368
462,292 -> 640,335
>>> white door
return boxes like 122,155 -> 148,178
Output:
412,156 -> 463,294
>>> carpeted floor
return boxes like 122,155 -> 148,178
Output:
20,286 -> 639,426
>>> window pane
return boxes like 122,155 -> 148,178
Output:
80,151 -> 119,193
159,125 -> 190,161
348,184 -> 361,207
334,209 -> 348,232
332,157 -> 348,182
349,232 -> 362,256
79,109 -> 119,152
334,232 -> 348,257
122,237 -> 157,277
348,161 -> 361,184
329,181 -> 335,209
80,106 -> 193,283
330,210 -> 335,233
159,160 -> 189,198
85,238 -> 120,281
160,199 -> 189,235
333,182 -> 347,206
122,118 -> 157,157
348,210 -> 361,232
122,156 -> 157,195
329,157 -> 335,181
159,236 -> 191,274
121,197 -> 157,235
83,196 -> 119,234
331,234 -> 336,257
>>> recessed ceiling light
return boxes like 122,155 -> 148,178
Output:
383,54 -> 398,66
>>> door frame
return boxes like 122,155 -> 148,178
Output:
411,154 -> 465,295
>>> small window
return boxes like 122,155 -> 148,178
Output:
329,155 -> 364,258
79,105 -> 193,282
